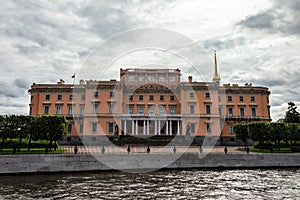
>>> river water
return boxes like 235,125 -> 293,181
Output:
0,169 -> 299,200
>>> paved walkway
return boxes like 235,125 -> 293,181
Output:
61,145 -> 253,154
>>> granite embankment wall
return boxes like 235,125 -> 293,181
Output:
0,153 -> 300,174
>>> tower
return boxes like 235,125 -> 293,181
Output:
213,50 -> 221,85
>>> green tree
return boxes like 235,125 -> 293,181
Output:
234,124 -> 249,148
270,123 -> 286,150
284,102 -> 300,123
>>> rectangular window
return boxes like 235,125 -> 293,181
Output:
170,95 -> 175,101
81,94 -> 86,100
205,92 -> 210,98
206,123 -> 212,134
251,107 -> 256,117
68,105 -> 73,115
110,91 -> 115,98
44,106 -> 49,114
57,94 -> 62,100
139,95 -> 144,101
206,105 -> 211,115
251,96 -> 255,102
94,91 -> 99,98
159,106 -> 165,114
68,124 -> 72,133
92,122 -> 97,133
69,95 -> 74,100
229,125 -> 234,134
218,106 -> 222,116
239,96 -> 244,102
170,106 -> 175,114
149,106 -> 154,115
109,104 -> 115,114
45,94 -> 50,100
79,124 -> 84,134
108,123 -> 114,133
56,105 -> 62,114
228,107 -> 233,117
93,104 -> 98,113
190,123 -> 196,134
128,106 -> 133,114
190,104 -> 195,114
138,106 -> 144,114
149,95 -> 154,101
218,96 -> 221,102
129,95 -> 133,101
227,96 -> 232,102
160,95 -> 164,101
240,107 -> 245,117
80,105 -> 85,115
190,92 -> 194,98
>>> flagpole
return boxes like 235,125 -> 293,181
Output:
72,73 -> 75,86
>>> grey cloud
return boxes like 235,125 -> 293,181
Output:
201,37 -> 246,51
238,0 -> 300,36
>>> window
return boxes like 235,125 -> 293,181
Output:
44,106 -> 49,114
149,106 -> 154,115
68,105 -> 73,115
139,95 -> 144,101
227,96 -> 232,102
205,93 -> 210,98
110,91 -> 115,98
240,107 -> 245,117
159,106 -> 165,114
57,94 -> 62,100
108,123 -> 114,133
138,106 -> 144,114
206,123 -> 212,134
56,105 -> 62,114
128,106 -> 133,114
251,96 -> 255,102
218,96 -> 221,102
229,125 -> 234,134
239,96 -> 244,102
190,92 -> 194,98
92,122 -> 97,133
94,91 -> 99,98
190,123 -> 196,134
190,104 -> 195,114
93,104 -> 98,113
81,95 -> 86,100
109,103 -> 115,114
68,124 -> 72,133
218,106 -> 222,116
129,95 -> 133,101
170,106 -> 175,114
160,95 -> 164,101
45,94 -> 50,100
149,95 -> 154,101
206,105 -> 211,115
80,105 -> 85,115
251,107 -> 256,117
69,95 -> 74,100
79,124 -> 84,133
170,95 -> 175,101
228,107 -> 233,117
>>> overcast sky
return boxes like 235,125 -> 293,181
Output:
0,0 -> 299,121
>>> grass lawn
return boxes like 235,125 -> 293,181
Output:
0,148 -> 64,155
237,147 -> 296,153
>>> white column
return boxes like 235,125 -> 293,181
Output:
143,120 -> 146,135
177,120 -> 180,135
155,120 -> 157,135
135,120 -> 138,135
170,120 -> 172,135
147,120 -> 149,135
166,120 -> 169,135
124,120 -> 127,135
132,120 -> 134,135
158,120 -> 161,135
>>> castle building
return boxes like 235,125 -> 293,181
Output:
28,52 -> 271,144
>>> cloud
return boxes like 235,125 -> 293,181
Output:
238,0 -> 300,36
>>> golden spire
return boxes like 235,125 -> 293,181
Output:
213,50 -> 220,84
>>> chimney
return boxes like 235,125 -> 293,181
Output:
188,76 -> 193,83
79,79 -> 85,85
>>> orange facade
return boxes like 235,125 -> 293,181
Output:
28,68 -> 271,143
